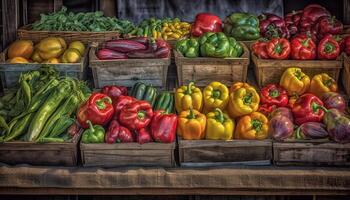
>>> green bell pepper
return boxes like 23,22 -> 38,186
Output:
228,37 -> 244,57
199,32 -> 231,58
175,38 -> 200,58
131,82 -> 158,107
154,92 -> 174,113
81,120 -> 105,143
224,13 -> 260,41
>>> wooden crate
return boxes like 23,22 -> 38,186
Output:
89,46 -> 170,88
174,42 -> 250,87
343,54 -> 350,97
179,138 -> 272,167
252,53 -> 343,88
17,24 -> 120,44
0,133 -> 80,166
0,47 -> 88,89
80,142 -> 175,167
273,141 -> 350,166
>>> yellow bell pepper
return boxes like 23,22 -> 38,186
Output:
178,109 -> 206,140
203,81 -> 229,113
235,112 -> 269,140
205,108 -> 235,140
227,82 -> 260,118
280,67 -> 310,96
175,82 -> 203,113
309,73 -> 337,98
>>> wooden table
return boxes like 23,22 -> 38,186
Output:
0,165 -> 349,196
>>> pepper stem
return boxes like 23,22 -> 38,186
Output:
323,79 -> 333,87
187,108 -> 196,119
212,89 -> 221,99
96,97 -> 112,110
186,82 -> 194,95
214,108 -> 225,123
311,102 -> 322,113
295,126 -> 304,140
324,42 -> 335,53
251,119 -> 263,132
317,105 -> 329,113
87,120 -> 95,132
137,111 -> 146,120
294,69 -> 302,80
243,93 -> 253,105
269,89 -> 280,98
301,38 -> 310,47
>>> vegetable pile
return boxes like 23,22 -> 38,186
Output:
79,83 -> 176,144
32,7 -> 135,33
97,37 -> 170,59
0,66 -> 90,143
6,37 -> 85,64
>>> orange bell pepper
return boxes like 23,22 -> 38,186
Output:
309,73 -> 337,98
235,112 -> 269,140
177,109 -> 206,140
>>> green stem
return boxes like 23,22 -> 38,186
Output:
214,108 -> 224,123
324,42 -> 335,53
186,82 -> 194,95
269,89 -> 279,98
251,119 -> 263,132
96,97 -> 112,110
87,120 -> 94,132
212,89 -> 221,99
187,108 -> 196,119
137,111 -> 146,120
243,93 -> 253,105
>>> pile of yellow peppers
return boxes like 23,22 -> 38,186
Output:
161,20 -> 191,40
175,81 -> 269,141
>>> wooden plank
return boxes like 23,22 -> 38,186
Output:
100,0 -> 116,17
344,0 -> 350,24
179,138 -> 272,166
343,55 -> 350,97
273,142 -> 350,166
2,0 -> 20,48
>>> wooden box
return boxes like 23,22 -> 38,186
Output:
89,46 -> 170,88
17,24 -> 120,44
179,138 -> 272,167
343,55 -> 350,97
174,42 -> 250,87
0,133 -> 80,166
0,47 -> 88,89
273,141 -> 350,166
80,142 -> 175,167
252,54 -> 343,88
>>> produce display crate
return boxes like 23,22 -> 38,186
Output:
174,42 -> 250,87
17,24 -> 120,44
178,138 -> 272,167
80,142 -> 175,167
0,47 -> 89,89
252,53 -> 343,88
0,132 -> 81,166
273,140 -> 350,166
343,54 -> 350,97
89,46 -> 170,88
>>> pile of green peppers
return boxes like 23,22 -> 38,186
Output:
224,13 -> 260,41
0,66 -> 91,143
176,32 -> 243,58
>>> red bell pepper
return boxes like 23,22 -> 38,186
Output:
105,119 -> 120,144
258,104 -> 276,116
259,13 -> 289,39
112,95 -> 135,119
292,93 -> 324,125
116,126 -> 134,143
285,10 -> 303,36
136,127 -> 153,144
251,40 -> 269,59
290,34 -> 317,60
191,13 -> 222,37
345,36 -> 350,56
300,4 -> 330,32
119,100 -> 153,130
318,35 -> 340,60
102,85 -> 128,101
151,110 -> 177,143
260,84 -> 289,107
316,16 -> 343,38
266,38 -> 291,59
77,93 -> 115,129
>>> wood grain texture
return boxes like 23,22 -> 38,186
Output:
175,42 -> 249,87
344,0 -> 350,24
80,142 -> 175,167
179,138 -> 272,166
0,132 -> 80,166
273,142 -> 350,166
2,0 -> 20,48
0,47 -> 88,89
252,53 -> 343,88
343,55 -> 350,97
89,46 -> 170,88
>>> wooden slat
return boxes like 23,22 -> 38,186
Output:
2,0 -> 20,48
344,0 -> 350,24
343,55 -> 350,97
100,0 -> 116,17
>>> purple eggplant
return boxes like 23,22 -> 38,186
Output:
127,49 -> 156,58
155,47 -> 170,58
105,39 -> 147,53
270,107 -> 294,122
96,48 -> 127,60
323,108 -> 350,143
321,92 -> 346,113
268,116 -> 294,141
296,122 -> 328,139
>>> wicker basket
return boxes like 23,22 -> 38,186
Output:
17,24 -> 120,44
252,53 -> 343,88
174,42 -> 250,87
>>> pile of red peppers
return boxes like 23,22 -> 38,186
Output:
77,85 -> 177,144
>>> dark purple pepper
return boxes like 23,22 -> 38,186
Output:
321,92 -> 346,113
297,122 -> 328,139
269,116 -> 294,141
270,107 -> 294,122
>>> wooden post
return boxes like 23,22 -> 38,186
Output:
100,0 -> 116,17
2,0 -> 20,48
344,0 -> 350,24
